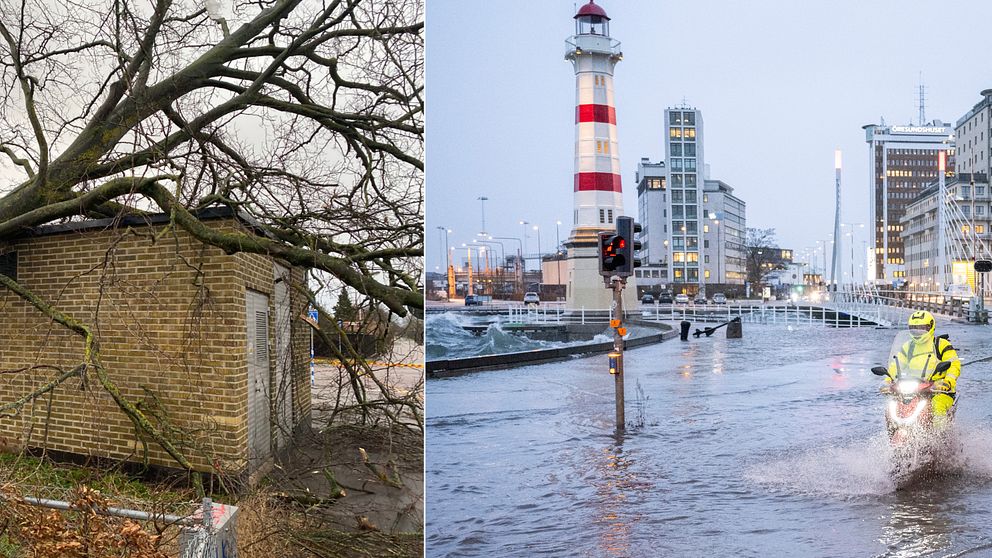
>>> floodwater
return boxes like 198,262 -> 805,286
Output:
425,312 -> 611,360
426,322 -> 992,557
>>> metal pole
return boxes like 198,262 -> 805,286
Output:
938,150 -> 947,289
556,221 -> 562,295
467,248 -> 473,296
611,277 -> 625,432
831,150 -> 842,291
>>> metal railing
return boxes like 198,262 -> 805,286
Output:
505,301 -> 882,327
827,284 -> 985,325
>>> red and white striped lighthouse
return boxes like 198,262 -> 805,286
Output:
563,1 -> 636,310
568,0 -> 624,229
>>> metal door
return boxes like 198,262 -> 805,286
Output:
246,290 -> 271,470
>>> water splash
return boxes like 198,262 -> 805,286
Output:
746,434 -> 897,496
426,312 -> 612,359
747,420 -> 992,497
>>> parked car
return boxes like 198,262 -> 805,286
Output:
464,294 -> 481,306
693,294 -> 708,305
658,292 -> 674,304
674,293 -> 690,305
641,293 -> 655,304
712,293 -> 727,304
523,291 -> 541,306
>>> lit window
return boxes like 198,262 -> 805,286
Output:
978,225 -> 986,234
673,252 -> 685,262
704,270 -> 710,279
704,225 -> 709,233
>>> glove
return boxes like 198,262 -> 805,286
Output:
933,379 -> 951,392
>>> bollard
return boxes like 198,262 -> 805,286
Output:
726,318 -> 742,338
680,320 -> 691,341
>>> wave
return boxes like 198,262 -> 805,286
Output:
426,312 -> 612,360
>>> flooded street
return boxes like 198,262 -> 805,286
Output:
426,323 -> 992,557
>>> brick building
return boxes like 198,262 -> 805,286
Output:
0,208 -> 311,478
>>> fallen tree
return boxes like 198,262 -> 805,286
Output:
0,0 -> 423,479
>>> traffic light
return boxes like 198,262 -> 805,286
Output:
614,216 -> 642,276
599,232 -> 627,275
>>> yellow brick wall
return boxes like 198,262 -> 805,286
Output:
0,218 -> 311,474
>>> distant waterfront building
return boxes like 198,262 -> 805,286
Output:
702,179 -> 746,287
863,121 -> 955,284
634,158 -> 667,292
902,172 -> 990,290
955,90 -> 992,177
635,105 -> 746,295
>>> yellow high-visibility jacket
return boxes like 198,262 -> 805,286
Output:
886,335 -> 960,392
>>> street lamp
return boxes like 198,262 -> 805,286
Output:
475,238 -> 506,297
478,196 -> 489,236
841,223 -> 864,286
205,0 -> 230,36
533,224 -> 542,277
555,220 -> 563,291
519,220 -> 530,271
492,236 -> 524,295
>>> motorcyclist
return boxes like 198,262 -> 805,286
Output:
882,310 -> 960,427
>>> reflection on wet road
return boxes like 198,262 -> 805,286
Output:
426,324 -> 992,557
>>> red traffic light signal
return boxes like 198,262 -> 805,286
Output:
599,232 -> 627,274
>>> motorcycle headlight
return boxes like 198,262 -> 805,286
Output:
896,380 -> 920,395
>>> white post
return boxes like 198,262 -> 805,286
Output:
937,150 -> 947,289
831,150 -> 843,291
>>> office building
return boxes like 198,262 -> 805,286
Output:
863,121 -> 955,283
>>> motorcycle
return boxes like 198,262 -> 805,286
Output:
870,330 -> 956,483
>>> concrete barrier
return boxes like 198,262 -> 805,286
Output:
427,324 -> 675,377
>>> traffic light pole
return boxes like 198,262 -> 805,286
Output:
609,275 -> 626,432
599,216 -> 640,433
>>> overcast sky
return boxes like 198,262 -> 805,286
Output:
425,0 -> 992,273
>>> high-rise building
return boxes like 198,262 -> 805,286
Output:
664,105 -> 705,292
863,121 -> 955,283
635,106 -> 746,295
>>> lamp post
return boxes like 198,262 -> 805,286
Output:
842,223 -> 864,286
492,236 -> 524,295
461,244 -> 488,296
475,239 -> 506,297
478,196 -> 489,236
205,0 -> 230,36
519,220 -> 530,271
555,220 -> 563,291
533,225 -> 542,280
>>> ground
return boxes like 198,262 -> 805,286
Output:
0,336 -> 425,558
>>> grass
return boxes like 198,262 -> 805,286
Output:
0,534 -> 21,558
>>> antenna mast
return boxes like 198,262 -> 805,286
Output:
918,72 -> 926,125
